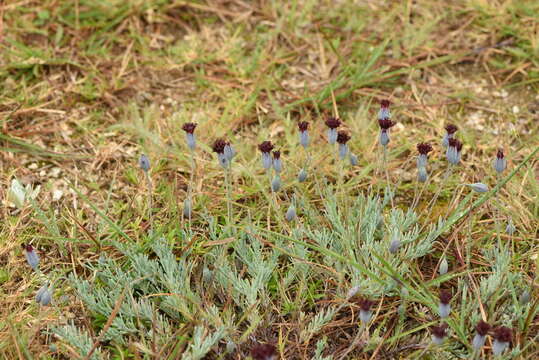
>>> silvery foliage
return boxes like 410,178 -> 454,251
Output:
302,192 -> 442,295
56,240 -> 226,358
211,231 -> 278,322
313,337 -> 333,360
300,308 -> 337,342
52,324 -> 103,360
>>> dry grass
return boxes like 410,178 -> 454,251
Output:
1,0 -> 538,359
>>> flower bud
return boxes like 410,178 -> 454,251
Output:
36,283 -> 52,306
446,138 -> 462,165
379,130 -> 390,146
439,257 -> 448,276
183,198 -> 192,218
519,290 -> 531,305
467,182 -> 489,193
389,235 -> 400,254
298,169 -> 307,182
285,204 -> 296,221
224,142 -> 236,161
271,175 -> 281,192
349,153 -> 358,166
378,99 -> 391,120
347,285 -> 360,299
139,154 -> 150,172
506,220 -> 516,235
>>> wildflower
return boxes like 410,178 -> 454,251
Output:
336,131 -> 351,160
492,326 -> 512,356
285,204 -> 296,221
357,298 -> 376,323
446,138 -> 462,165
212,139 -> 229,169
325,117 -> 341,145
258,141 -> 274,169
467,182 -> 489,193
472,320 -> 491,350
181,122 -> 197,150
139,154 -> 150,172
250,343 -> 277,360
430,323 -> 448,345
418,166 -> 428,183
272,151 -> 282,173
22,244 -> 39,271
298,168 -> 307,182
442,124 -> 458,148
298,121 -> 309,148
439,257 -> 448,276
389,233 -> 400,254
349,153 -> 358,166
416,143 -> 433,168
378,118 -> 396,147
224,142 -> 236,161
493,149 -> 507,174
378,99 -> 391,120
36,283 -> 52,306
438,289 -> 452,318
271,175 -> 281,192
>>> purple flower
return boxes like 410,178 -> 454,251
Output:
251,343 -> 277,360
416,142 -> 433,168
442,124 -> 458,148
336,131 -> 351,159
182,122 -> 197,150
357,298 -> 376,323
272,151 -> 282,173
378,99 -> 391,120
212,139 -> 229,169
325,117 -> 341,144
36,283 -> 52,306
258,141 -> 274,169
431,323 -> 448,345
438,289 -> 452,318
378,119 -> 396,147
492,326 -> 512,355
472,320 -> 491,350
493,149 -> 507,174
298,121 -> 310,148
23,244 -> 39,271
446,138 -> 462,165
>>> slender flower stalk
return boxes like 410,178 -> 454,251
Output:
213,139 -> 233,228
139,154 -> 153,231
182,123 -> 198,222
377,116 -> 396,207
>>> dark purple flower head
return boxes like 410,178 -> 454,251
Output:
448,138 -> 463,151
431,323 -> 448,338
378,118 -> 396,130
357,298 -> 376,312
380,99 -> 391,109
258,141 -> 274,154
336,131 -> 351,144
272,150 -> 281,159
325,117 -> 341,129
298,121 -> 309,132
23,244 -> 34,252
445,124 -> 458,135
475,320 -> 491,336
181,122 -> 197,134
493,327 -> 512,343
497,149 -> 505,159
250,343 -> 276,360
417,143 -> 433,155
212,139 -> 227,154
439,289 -> 452,305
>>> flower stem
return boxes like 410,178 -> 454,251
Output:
144,170 -> 153,233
